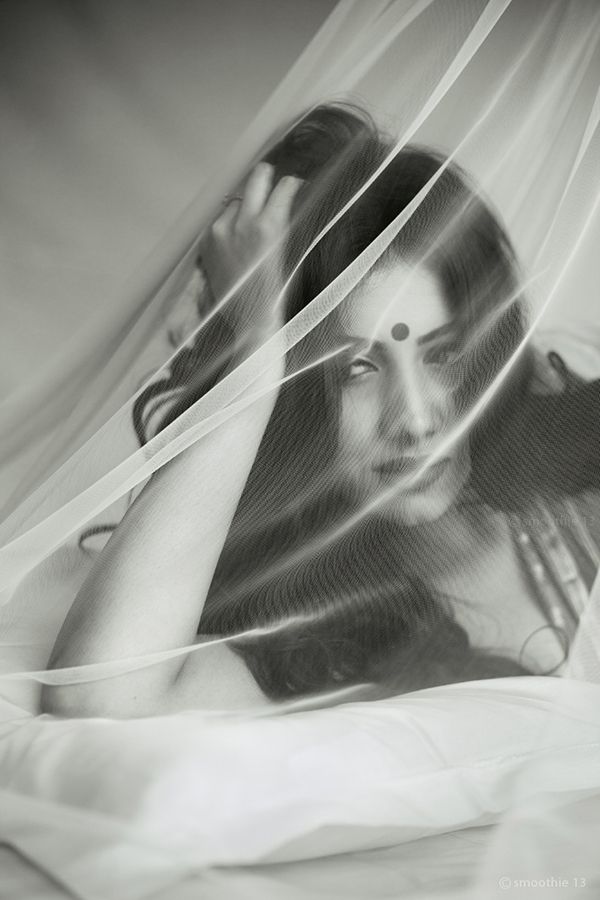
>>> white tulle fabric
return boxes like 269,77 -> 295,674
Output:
1,1 -> 600,898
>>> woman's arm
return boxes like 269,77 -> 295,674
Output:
41,165 -> 301,717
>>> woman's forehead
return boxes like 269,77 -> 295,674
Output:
338,264 -> 451,342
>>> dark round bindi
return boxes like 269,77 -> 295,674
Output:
391,322 -> 410,341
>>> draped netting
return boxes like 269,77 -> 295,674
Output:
1,1 -> 600,897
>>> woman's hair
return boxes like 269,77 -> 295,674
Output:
124,102 -> 539,699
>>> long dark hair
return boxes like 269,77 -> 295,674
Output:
118,103 -> 538,699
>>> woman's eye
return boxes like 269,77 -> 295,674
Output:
344,358 -> 377,380
423,344 -> 462,367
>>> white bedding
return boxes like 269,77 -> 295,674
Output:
0,833 -> 489,900
1,677 -> 600,899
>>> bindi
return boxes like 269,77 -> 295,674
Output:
391,322 -> 410,341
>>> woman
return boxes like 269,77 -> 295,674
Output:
41,104 -> 600,717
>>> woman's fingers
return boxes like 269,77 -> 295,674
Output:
215,166 -> 303,238
238,162 -> 275,221
263,174 -> 304,225
215,197 -> 242,231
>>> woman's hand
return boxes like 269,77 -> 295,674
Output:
199,162 -> 303,337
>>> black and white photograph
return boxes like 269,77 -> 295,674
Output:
1,1 -> 600,897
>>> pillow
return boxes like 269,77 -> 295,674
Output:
1,677 -> 600,900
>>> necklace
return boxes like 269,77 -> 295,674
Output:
509,497 -> 591,666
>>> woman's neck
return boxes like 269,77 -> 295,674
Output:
401,490 -> 505,581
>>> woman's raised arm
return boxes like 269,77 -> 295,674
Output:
41,165 -> 302,718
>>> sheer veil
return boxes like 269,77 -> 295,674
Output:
1,1 -> 600,896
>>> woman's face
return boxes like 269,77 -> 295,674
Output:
336,262 -> 471,526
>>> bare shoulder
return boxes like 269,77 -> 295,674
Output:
168,635 -> 271,711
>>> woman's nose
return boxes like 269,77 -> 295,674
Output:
378,368 -> 441,447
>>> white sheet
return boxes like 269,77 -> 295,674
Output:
0,828 -> 495,900
1,677 -> 600,899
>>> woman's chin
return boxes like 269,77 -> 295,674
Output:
381,489 -> 457,526
342,454 -> 470,526
374,463 -> 469,526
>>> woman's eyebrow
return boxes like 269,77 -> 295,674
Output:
334,335 -> 385,354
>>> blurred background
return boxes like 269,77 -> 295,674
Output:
0,0 -> 336,398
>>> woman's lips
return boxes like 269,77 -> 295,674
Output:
373,457 -> 451,490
